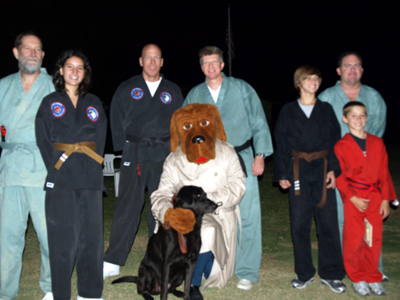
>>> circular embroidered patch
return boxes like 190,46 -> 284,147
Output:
160,92 -> 172,104
131,87 -> 144,100
87,106 -> 99,122
51,102 -> 66,118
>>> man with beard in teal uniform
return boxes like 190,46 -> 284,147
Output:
184,46 -> 273,292
0,32 -> 54,300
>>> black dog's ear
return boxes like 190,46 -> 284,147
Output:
174,197 -> 184,208
177,186 -> 196,203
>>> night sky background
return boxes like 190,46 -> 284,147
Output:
1,1 -> 398,146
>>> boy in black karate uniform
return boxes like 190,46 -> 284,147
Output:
273,65 -> 346,294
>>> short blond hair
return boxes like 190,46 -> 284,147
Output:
343,101 -> 367,117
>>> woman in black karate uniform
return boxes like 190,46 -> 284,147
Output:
36,50 -> 107,300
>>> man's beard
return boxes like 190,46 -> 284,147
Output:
18,55 -> 42,74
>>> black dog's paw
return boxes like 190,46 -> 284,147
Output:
172,289 -> 184,298
142,293 -> 154,300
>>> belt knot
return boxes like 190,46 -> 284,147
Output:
292,149 -> 329,208
53,142 -> 104,170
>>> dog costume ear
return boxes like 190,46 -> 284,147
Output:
170,109 -> 181,152
210,105 -> 227,142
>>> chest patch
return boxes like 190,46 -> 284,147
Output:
51,102 -> 66,118
131,87 -> 144,100
87,106 -> 99,122
160,92 -> 172,104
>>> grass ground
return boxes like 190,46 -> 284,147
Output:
18,146 -> 400,299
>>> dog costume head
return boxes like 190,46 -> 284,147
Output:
170,103 -> 226,164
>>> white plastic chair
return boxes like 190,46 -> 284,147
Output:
103,154 -> 122,197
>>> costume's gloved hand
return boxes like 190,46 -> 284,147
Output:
164,207 -> 196,234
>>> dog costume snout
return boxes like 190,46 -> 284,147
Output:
192,135 -> 205,144
170,103 -> 226,164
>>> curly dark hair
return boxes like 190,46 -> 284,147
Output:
53,50 -> 92,96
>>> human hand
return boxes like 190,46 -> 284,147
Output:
380,200 -> 391,219
252,156 -> 265,176
279,180 -> 291,189
350,196 -> 370,212
326,171 -> 336,189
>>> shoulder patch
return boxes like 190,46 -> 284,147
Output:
160,92 -> 172,104
87,106 -> 99,122
131,87 -> 144,100
51,102 -> 66,118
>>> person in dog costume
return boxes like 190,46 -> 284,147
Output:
151,103 -> 246,300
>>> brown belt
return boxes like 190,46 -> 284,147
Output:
54,142 -> 104,170
292,149 -> 329,208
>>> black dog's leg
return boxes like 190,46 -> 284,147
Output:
184,258 -> 198,300
160,260 -> 170,300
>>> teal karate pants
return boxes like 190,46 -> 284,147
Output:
234,147 -> 262,283
0,186 -> 51,300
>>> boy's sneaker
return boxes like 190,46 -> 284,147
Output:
291,277 -> 314,289
352,281 -> 371,296
382,273 -> 389,282
321,279 -> 346,293
368,282 -> 387,296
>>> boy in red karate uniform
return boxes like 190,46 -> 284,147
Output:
334,101 -> 397,296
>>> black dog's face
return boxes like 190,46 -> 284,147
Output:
174,185 -> 218,216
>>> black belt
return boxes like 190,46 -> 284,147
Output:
126,135 -> 169,144
125,135 -> 170,185
234,139 -> 251,177
347,178 -> 380,193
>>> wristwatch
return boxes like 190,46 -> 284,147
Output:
256,153 -> 266,159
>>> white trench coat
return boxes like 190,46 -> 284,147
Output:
151,139 -> 246,289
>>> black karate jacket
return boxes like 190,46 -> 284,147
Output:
110,74 -> 184,164
273,99 -> 341,183
35,90 -> 107,191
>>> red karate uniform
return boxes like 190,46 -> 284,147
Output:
334,133 -> 397,283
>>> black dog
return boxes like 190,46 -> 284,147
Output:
112,185 -> 218,300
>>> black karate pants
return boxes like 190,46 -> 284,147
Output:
46,189 -> 103,300
104,159 -> 164,266
289,180 -> 345,282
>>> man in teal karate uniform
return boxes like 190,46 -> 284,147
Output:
319,52 -> 388,279
184,46 -> 273,291
319,53 -> 386,138
0,32 -> 55,300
